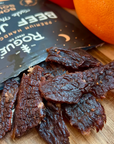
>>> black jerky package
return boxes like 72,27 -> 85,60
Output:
0,0 -> 102,86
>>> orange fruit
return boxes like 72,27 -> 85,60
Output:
73,0 -> 114,44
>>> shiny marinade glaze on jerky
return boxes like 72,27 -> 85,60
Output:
12,66 -> 45,139
62,93 -> 106,135
37,102 -> 70,144
0,79 -> 19,139
39,61 -> 114,104
46,47 -> 101,70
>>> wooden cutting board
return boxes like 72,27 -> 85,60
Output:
1,10 -> 114,144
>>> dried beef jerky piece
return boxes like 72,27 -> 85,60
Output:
28,65 -> 44,81
39,72 -> 86,104
62,93 -> 106,135
12,74 -> 45,138
46,47 -> 101,70
72,48 -> 101,68
40,62 -> 69,77
37,102 -> 70,144
0,79 -> 19,139
39,61 -> 114,103
84,61 -> 114,98
28,64 -> 55,81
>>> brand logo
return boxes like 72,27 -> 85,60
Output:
20,0 -> 37,6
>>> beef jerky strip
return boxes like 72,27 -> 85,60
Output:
40,62 -> 69,77
0,79 -> 19,139
46,47 -> 101,70
28,65 -> 44,81
62,93 -> 106,135
37,102 -> 70,144
28,64 -> 54,81
85,61 -> 114,98
12,66 -> 45,138
39,61 -> 114,104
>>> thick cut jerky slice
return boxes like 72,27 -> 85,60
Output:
39,61 -> 114,103
46,47 -> 101,70
62,93 -> 106,135
12,74 -> 45,138
0,79 -> 19,139
37,102 -> 70,144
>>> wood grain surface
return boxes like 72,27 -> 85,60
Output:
1,10 -> 114,144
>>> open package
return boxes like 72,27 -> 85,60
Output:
1,1 -> 112,143
0,0 -> 103,89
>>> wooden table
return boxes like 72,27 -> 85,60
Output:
1,9 -> 114,144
